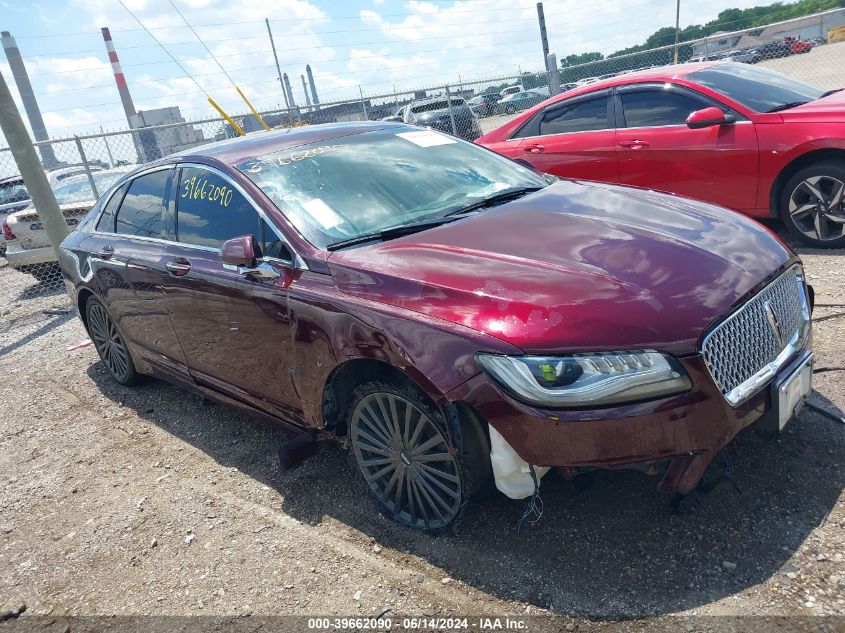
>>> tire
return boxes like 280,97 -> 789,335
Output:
86,298 -> 138,386
779,161 -> 845,248
345,380 -> 474,534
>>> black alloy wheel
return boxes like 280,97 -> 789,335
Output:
348,382 -> 465,533
87,299 -> 137,385
781,161 -> 845,248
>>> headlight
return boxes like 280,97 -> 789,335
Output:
476,351 -> 691,408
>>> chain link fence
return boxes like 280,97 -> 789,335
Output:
1,7 -> 843,321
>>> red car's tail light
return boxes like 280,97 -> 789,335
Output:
1,220 -> 15,241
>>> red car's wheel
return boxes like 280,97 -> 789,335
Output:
780,161 -> 845,248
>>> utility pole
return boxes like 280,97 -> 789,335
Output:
265,19 -> 290,111
0,69 -> 68,259
536,2 -> 550,73
674,0 -> 681,64
1,31 -> 58,168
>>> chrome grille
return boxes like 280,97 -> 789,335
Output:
702,266 -> 809,405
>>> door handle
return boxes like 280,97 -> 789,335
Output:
165,259 -> 192,276
96,245 -> 114,260
523,144 -> 545,154
619,139 -> 650,148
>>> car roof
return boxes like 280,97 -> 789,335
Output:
556,61 -> 723,99
166,121 -> 413,167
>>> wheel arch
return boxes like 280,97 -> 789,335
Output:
770,147 -> 845,215
76,287 -> 96,335
322,357 -> 443,437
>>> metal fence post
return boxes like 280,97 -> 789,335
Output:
101,127 -> 115,168
74,135 -> 100,199
547,53 -> 560,96
359,86 -> 369,120
444,85 -> 458,136
0,69 -> 69,259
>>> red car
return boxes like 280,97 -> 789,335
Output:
58,123 -> 812,532
478,62 -> 845,248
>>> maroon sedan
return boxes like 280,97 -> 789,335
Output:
478,62 -> 845,248
59,122 -> 813,532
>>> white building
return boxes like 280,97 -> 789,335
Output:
692,9 -> 845,58
129,106 -> 205,162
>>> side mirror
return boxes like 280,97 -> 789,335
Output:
221,235 -> 257,268
686,107 -> 735,129
221,235 -> 280,280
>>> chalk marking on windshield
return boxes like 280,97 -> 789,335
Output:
244,145 -> 343,174
396,130 -> 457,147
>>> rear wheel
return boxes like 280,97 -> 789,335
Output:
780,161 -> 845,248
86,298 -> 138,386
346,381 -> 470,534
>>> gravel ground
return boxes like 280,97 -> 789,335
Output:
0,225 -> 843,627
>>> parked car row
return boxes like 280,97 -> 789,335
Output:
689,36 -> 816,65
6,59 -> 838,534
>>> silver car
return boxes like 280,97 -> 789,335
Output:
4,169 -> 129,278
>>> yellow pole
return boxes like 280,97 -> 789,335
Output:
207,96 -> 245,136
235,86 -> 270,131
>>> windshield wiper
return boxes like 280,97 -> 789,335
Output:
325,217 -> 459,251
819,88 -> 843,99
444,186 -> 544,216
765,101 -> 809,113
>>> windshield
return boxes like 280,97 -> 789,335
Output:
236,128 -> 549,249
689,63 -> 825,113
52,171 -> 127,205
0,180 -> 28,205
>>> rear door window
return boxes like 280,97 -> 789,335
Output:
538,96 -> 609,135
114,170 -> 169,239
95,183 -> 128,233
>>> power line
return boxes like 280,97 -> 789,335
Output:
117,0 -> 208,97
167,0 -> 238,93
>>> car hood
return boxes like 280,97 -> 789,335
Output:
327,180 -> 792,355
780,89 -> 845,121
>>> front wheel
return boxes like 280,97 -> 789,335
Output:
346,381 -> 469,534
780,161 -> 845,248
86,298 -> 138,386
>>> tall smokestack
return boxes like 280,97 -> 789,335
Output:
300,75 -> 312,108
1,31 -> 58,168
101,27 -> 136,126
306,64 -> 319,106
282,73 -> 297,109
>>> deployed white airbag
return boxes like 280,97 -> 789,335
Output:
488,426 -> 550,499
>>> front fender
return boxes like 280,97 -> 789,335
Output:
285,271 -> 521,428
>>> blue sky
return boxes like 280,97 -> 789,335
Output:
0,0 -> 773,142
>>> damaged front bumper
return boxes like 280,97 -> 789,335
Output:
447,347 -> 812,498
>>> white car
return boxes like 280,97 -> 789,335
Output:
0,166 -> 103,258
499,85 -> 522,98
4,169 -> 129,279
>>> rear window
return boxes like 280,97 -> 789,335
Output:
410,101 -> 450,113
538,96 -> 608,135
